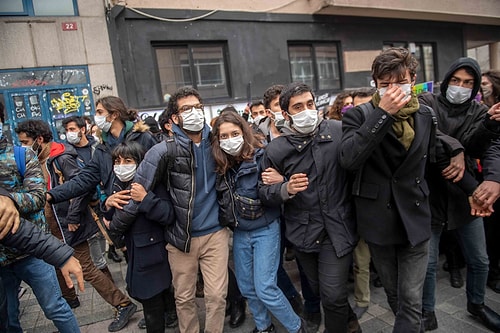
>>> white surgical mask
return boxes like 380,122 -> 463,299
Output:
290,109 -> 319,135
95,115 -> 112,132
253,115 -> 265,125
181,107 -> 205,132
114,164 -> 137,182
66,131 -> 81,145
482,86 -> 492,99
378,83 -> 413,99
273,112 -> 285,128
446,85 -> 472,104
219,135 -> 244,156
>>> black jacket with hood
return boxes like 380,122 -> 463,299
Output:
419,57 -> 500,230
48,121 -> 158,204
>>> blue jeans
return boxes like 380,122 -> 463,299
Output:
233,220 -> 301,333
423,218 -> 489,310
369,240 -> 429,333
0,256 -> 80,333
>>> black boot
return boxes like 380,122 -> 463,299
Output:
422,310 -> 438,331
467,301 -> 500,332
107,245 -> 122,263
229,298 -> 246,328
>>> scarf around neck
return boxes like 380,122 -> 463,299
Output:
372,92 -> 420,150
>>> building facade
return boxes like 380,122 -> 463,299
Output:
1,0 -> 499,138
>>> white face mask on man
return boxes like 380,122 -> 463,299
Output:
378,83 -> 413,99
181,107 -> 205,132
446,85 -> 472,104
66,131 -> 81,145
289,109 -> 319,135
95,115 -> 112,133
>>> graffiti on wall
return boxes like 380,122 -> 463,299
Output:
50,92 -> 89,115
92,84 -> 113,95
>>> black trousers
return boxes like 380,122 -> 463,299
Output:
139,287 -> 176,333
295,237 -> 352,333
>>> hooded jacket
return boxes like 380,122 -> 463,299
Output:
259,119 -> 357,256
0,139 -> 47,266
48,121 -> 158,204
419,57 -> 500,229
46,142 -> 98,247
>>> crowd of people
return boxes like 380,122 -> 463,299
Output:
1,47 -> 500,333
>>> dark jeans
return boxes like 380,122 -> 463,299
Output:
295,237 -> 351,333
277,219 -> 300,300
139,287 -> 176,333
369,240 -> 429,333
0,275 -> 6,332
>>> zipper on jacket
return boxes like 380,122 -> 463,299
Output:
224,175 -> 238,228
184,145 -> 195,253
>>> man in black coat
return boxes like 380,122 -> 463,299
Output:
419,57 -> 500,332
340,47 -> 479,333
259,82 -> 359,333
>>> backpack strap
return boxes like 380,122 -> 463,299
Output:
152,136 -> 177,190
13,146 -> 26,178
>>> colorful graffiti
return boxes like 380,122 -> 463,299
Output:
50,92 -> 88,114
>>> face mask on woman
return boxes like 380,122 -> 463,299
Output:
290,109 -> 319,135
114,164 -> 137,182
219,135 -> 244,156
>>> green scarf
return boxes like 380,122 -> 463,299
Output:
372,92 -> 420,150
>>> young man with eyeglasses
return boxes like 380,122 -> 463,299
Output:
116,86 -> 230,333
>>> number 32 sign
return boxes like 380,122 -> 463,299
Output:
62,22 -> 78,31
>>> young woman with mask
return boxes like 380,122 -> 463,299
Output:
212,111 -> 308,333
104,141 -> 177,333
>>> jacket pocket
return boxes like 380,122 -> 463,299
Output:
133,232 -> 166,272
356,182 -> 379,200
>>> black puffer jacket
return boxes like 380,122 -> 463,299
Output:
419,57 -> 500,230
259,120 -> 357,256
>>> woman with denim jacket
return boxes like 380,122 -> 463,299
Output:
212,111 -> 308,333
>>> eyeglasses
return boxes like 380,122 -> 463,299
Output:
178,104 -> 204,113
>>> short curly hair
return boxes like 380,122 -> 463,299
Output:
165,86 -> 203,120
15,119 -> 53,143
372,47 -> 418,84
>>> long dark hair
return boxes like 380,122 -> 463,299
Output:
211,111 -> 262,174
95,96 -> 138,123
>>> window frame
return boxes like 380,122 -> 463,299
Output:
0,0 -> 79,17
287,42 -> 342,93
383,42 -> 436,83
153,42 -> 232,100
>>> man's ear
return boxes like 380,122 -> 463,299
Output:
282,111 -> 290,122
171,114 -> 180,125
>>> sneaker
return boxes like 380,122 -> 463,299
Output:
17,287 -> 26,299
304,311 -> 321,333
251,323 -> 275,333
66,297 -> 80,309
108,303 -> 137,332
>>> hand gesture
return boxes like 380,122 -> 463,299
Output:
130,183 -> 147,202
60,256 -> 85,292
105,189 -> 131,210
261,167 -> 284,185
0,196 -> 20,239
378,86 -> 411,115
441,152 -> 465,183
487,102 -> 500,121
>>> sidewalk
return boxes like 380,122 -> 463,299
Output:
18,254 -> 500,333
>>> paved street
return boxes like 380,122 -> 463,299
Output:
17,253 -> 500,333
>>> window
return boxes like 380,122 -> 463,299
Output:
383,42 -> 435,83
288,43 -> 341,92
0,0 -> 78,16
155,44 -> 230,99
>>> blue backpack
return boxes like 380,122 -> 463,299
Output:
13,146 -> 26,178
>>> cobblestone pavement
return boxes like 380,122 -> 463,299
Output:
17,253 -> 500,333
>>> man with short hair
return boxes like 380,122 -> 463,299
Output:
120,86 -> 229,333
259,82 -> 359,333
15,119 -> 137,332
